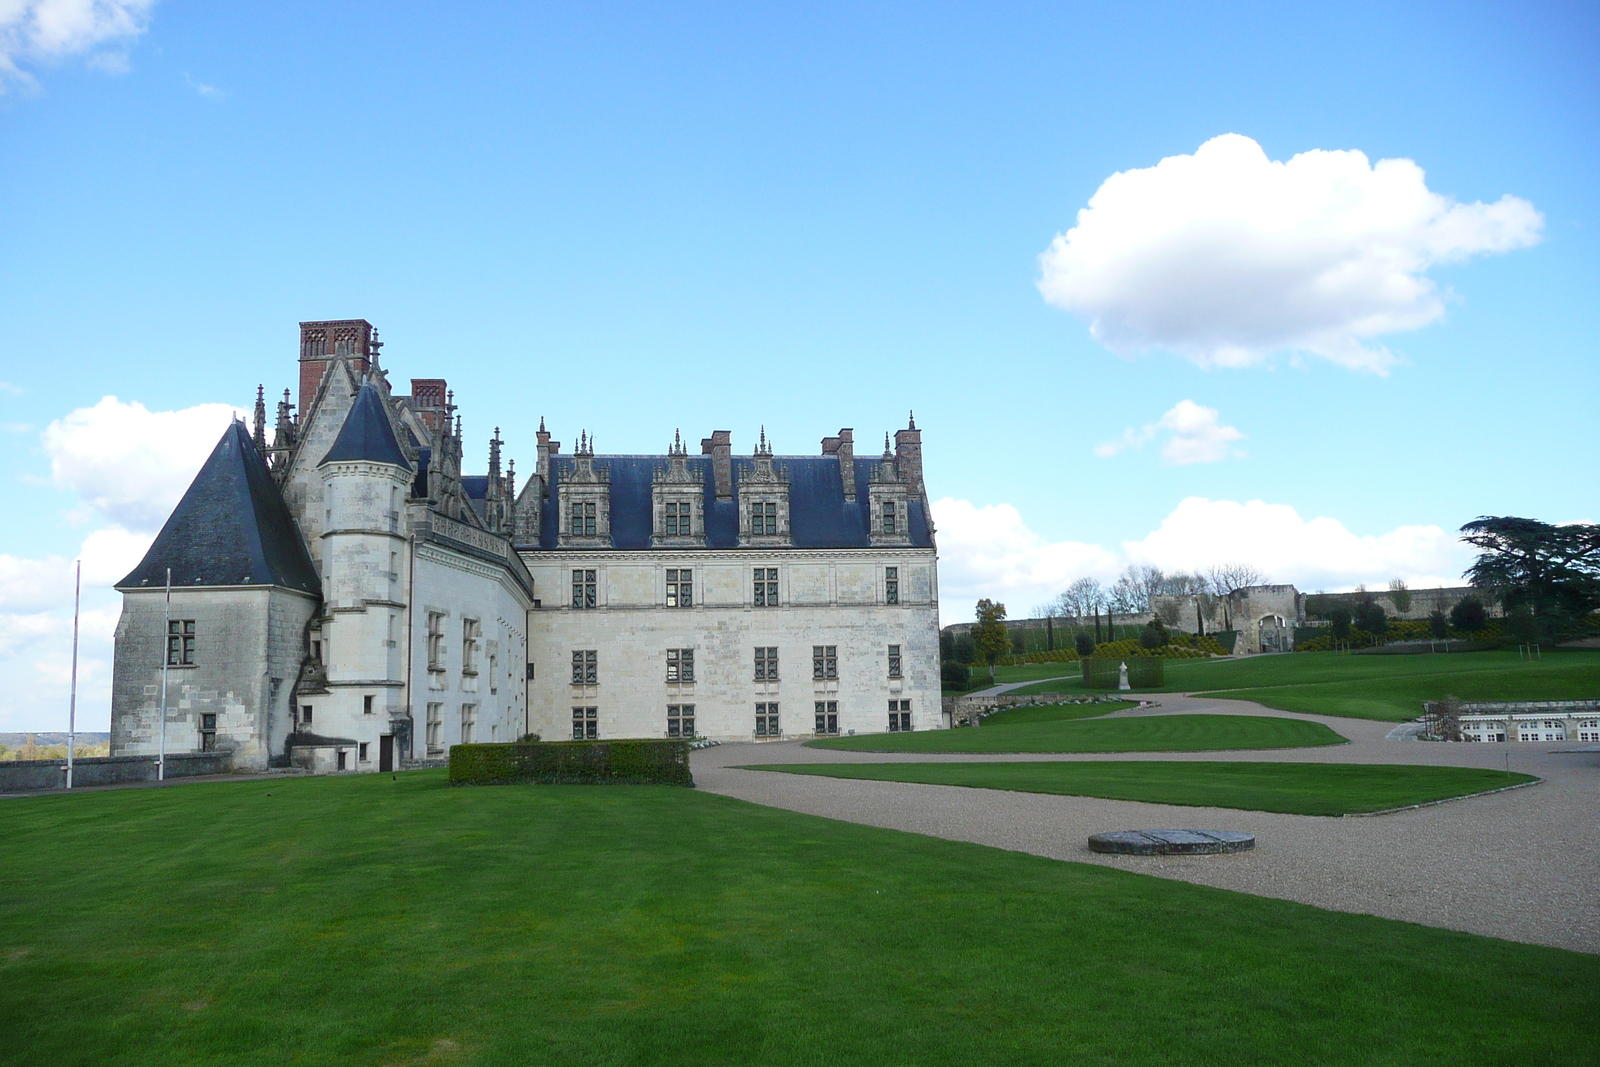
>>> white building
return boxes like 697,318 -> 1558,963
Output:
110,319 -> 941,772
1450,702 -> 1600,744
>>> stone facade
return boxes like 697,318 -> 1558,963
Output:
111,318 -> 941,773
524,550 -> 939,741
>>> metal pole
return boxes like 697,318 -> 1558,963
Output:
66,560 -> 81,790
158,567 -> 170,782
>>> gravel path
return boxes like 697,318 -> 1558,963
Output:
693,693 -> 1600,954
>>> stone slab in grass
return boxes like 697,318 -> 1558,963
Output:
1090,829 -> 1255,855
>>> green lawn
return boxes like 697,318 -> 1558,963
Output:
1005,649 -> 1600,722
807,713 -> 1345,754
980,699 -> 1134,726
739,760 -> 1538,816
1,773 -> 1594,1065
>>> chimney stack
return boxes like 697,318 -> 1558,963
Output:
894,413 -> 923,496
701,430 -> 732,499
821,428 -> 855,500
298,319 -> 373,415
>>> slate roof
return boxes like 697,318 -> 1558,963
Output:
320,383 -> 411,469
531,455 -> 932,550
118,422 -> 321,594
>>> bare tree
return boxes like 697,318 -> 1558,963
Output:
1388,578 -> 1413,615
1206,563 -> 1265,596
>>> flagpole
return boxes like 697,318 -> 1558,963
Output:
159,566 -> 170,782
66,560 -> 81,790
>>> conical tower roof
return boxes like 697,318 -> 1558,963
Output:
320,382 -> 410,468
118,422 -> 320,594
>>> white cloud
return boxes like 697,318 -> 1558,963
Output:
183,71 -> 222,97
0,395 -> 236,730
42,396 -> 245,531
1037,133 -> 1543,374
1095,399 -> 1245,465
0,0 -> 156,88
932,498 -> 1122,621
932,494 -> 1468,623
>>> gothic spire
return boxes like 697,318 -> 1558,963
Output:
252,385 -> 267,451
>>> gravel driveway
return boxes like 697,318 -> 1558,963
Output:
693,693 -> 1600,954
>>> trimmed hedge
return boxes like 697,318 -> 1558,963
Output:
1081,657 -> 1165,689
448,739 -> 694,787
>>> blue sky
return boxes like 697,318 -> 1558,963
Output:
1,1 -> 1596,729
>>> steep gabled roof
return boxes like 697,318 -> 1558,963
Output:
119,422 -> 321,594
320,383 -> 411,469
535,454 -> 934,550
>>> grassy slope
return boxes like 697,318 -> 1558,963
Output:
739,761 -> 1539,816
1,773 -> 1594,1066
806,714 -> 1344,754
1006,650 -> 1600,721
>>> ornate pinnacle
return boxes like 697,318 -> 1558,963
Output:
908,409 -> 915,430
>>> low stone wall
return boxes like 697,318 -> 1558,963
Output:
0,752 -> 233,792
1425,699 -> 1600,715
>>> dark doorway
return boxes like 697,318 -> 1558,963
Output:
379,734 -> 394,773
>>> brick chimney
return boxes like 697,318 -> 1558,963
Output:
894,413 -> 923,496
409,378 -> 450,436
299,319 -> 374,414
701,430 -> 732,500
821,428 -> 856,500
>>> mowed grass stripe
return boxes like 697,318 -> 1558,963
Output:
739,761 -> 1540,816
806,713 -> 1345,753
1003,650 -> 1600,721
0,771 -> 1594,1065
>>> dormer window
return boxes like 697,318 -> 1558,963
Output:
882,501 -> 898,535
752,501 -> 778,536
570,502 -> 596,537
665,502 -> 691,536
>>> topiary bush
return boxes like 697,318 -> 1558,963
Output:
449,739 -> 693,787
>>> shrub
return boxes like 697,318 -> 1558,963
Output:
1450,597 -> 1487,633
941,661 -> 972,688
954,634 -> 977,664
1074,632 -> 1095,657
1139,619 -> 1169,649
1428,610 -> 1449,640
449,740 -> 693,787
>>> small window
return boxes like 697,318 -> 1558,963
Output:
812,645 -> 837,680
754,646 -> 778,681
337,750 -> 348,771
667,704 -> 695,738
166,619 -> 196,666
814,700 -> 839,735
885,566 -> 899,605
363,694 -> 375,715
571,650 -> 598,685
462,619 -> 481,674
888,645 -> 902,679
572,706 -> 598,739
666,568 -> 693,608
755,702 -> 780,737
666,648 -> 695,683
753,567 -> 779,607
664,501 -> 691,537
888,699 -> 912,732
460,704 -> 477,744
489,653 -> 498,694
572,569 -> 597,609
427,612 -> 446,670
359,741 -> 369,761
882,501 -> 897,535
425,702 -> 443,755
199,712 -> 217,752
570,501 -> 597,537
301,705 -> 314,726
752,500 -> 778,536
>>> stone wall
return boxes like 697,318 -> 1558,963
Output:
523,547 -> 941,741
0,752 -> 233,792
111,586 -> 317,771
